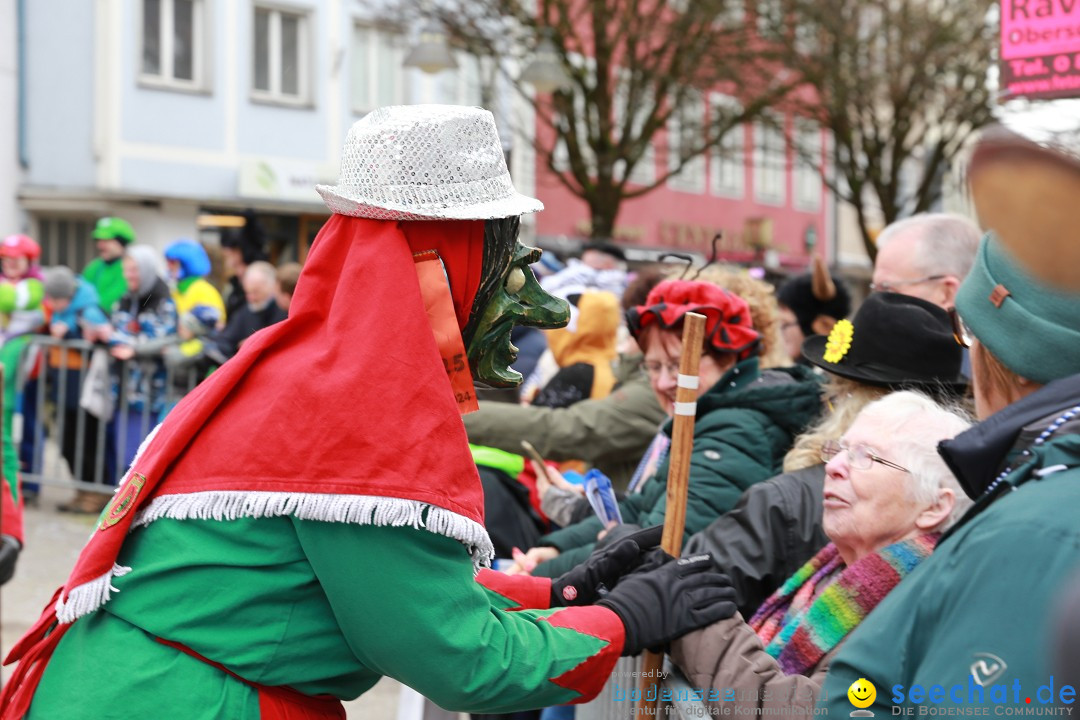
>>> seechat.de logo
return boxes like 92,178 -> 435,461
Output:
849,678 -> 877,717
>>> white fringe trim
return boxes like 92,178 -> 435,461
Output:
55,491 -> 495,624
56,563 -> 132,623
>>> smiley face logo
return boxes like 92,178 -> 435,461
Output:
848,678 -> 876,709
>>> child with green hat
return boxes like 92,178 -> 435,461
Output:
82,216 -> 135,313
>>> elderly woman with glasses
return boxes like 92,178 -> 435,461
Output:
671,391 -> 971,713
682,290 -> 969,621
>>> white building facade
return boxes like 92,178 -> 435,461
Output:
16,0 -> 532,269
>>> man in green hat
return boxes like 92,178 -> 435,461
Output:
82,216 -> 135,313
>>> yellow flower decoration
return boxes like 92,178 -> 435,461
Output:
823,319 -> 854,364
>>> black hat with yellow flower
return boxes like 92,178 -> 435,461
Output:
801,291 -> 966,393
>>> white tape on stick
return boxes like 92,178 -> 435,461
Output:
677,374 -> 699,390
673,401 -> 697,416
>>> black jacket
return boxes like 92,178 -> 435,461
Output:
205,302 -> 286,363
683,463 -> 829,618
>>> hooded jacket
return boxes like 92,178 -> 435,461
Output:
821,372 -> 1080,713
50,280 -> 109,336
538,290 -> 620,403
533,360 -> 822,577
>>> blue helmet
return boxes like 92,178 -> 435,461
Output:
164,239 -> 212,280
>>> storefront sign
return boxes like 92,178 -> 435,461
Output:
1000,0 -> 1080,100
656,218 -> 774,256
238,158 -> 338,203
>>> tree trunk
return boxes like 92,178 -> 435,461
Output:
587,188 -> 620,240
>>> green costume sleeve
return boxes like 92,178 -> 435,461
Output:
294,520 -> 623,713
0,338 -> 24,543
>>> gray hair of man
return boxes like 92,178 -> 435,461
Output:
875,213 -> 982,280
244,260 -> 278,288
854,390 -> 974,532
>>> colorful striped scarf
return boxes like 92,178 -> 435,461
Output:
748,533 -> 938,675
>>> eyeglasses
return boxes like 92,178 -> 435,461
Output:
869,275 -> 948,293
820,439 -> 910,473
949,307 -> 974,349
642,360 -> 682,379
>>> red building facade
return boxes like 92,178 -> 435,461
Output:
532,107 -> 833,270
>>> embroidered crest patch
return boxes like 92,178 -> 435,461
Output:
99,473 -> 146,530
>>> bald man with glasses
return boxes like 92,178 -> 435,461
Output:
870,213 -> 981,309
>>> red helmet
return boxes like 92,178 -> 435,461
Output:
0,234 -> 41,261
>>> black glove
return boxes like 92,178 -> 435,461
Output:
598,554 -> 737,656
0,534 -> 21,586
594,522 -> 643,551
550,525 -> 664,607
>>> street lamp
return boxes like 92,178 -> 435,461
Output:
520,35 -> 570,93
403,21 -> 458,74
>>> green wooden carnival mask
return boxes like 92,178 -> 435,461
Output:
462,217 -> 569,388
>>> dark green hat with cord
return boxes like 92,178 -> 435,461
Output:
92,217 -> 135,245
956,232 -> 1080,385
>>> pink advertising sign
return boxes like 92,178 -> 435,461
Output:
1001,0 -> 1080,100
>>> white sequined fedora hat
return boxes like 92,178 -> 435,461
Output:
317,104 -> 543,220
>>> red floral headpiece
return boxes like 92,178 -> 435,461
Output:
626,279 -> 760,359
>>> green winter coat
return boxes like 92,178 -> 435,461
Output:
464,354 -> 666,490
82,257 -> 128,313
821,387 -> 1080,713
533,359 -> 822,578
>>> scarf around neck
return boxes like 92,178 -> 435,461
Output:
748,534 -> 938,675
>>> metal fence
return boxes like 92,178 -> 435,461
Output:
15,336 -> 203,494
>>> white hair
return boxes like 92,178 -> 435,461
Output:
876,213 -> 982,280
244,260 -> 277,288
857,390 -> 973,531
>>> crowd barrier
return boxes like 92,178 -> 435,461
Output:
14,336 -> 202,494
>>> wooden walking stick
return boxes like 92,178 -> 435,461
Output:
638,312 -> 706,712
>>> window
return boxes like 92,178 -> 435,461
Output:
754,111 -> 786,205
33,216 -> 98,270
141,0 -> 207,90
436,54 -> 485,106
553,55 -> 597,178
352,25 -> 405,113
614,73 -> 655,186
552,91 -> 595,177
253,6 -> 311,104
793,118 -> 822,211
667,91 -> 706,193
709,94 -> 744,198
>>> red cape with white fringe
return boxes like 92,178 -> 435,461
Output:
2,215 -> 496,713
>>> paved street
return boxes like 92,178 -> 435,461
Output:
0,483 -> 412,718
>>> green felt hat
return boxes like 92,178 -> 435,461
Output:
956,232 -> 1080,385
92,216 -> 135,244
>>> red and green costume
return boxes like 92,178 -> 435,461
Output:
1,215 -> 623,718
